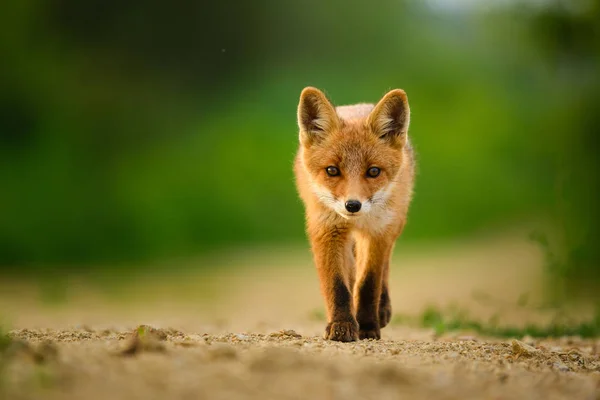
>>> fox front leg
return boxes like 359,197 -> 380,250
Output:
354,234 -> 394,340
310,225 -> 359,342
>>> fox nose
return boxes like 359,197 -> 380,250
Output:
345,200 -> 362,213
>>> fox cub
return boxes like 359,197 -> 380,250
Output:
294,87 -> 415,341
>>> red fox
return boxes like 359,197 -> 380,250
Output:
294,87 -> 415,341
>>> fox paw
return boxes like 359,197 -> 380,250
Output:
379,291 -> 392,328
358,329 -> 381,340
359,329 -> 381,340
324,321 -> 359,342
359,322 -> 381,340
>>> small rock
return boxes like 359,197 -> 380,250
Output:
120,326 -> 167,356
511,339 -> 541,357
281,329 -> 302,338
268,329 -> 302,339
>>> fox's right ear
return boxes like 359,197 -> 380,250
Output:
297,87 -> 339,146
367,89 -> 410,148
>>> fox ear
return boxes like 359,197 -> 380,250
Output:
367,89 -> 410,147
297,87 -> 339,146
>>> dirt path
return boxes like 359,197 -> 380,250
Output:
1,232 -> 599,399
3,326 -> 599,400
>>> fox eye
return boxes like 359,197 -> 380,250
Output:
326,166 -> 340,176
367,167 -> 381,178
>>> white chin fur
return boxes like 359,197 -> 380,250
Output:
308,179 -> 397,232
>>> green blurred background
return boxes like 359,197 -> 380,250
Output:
1,0 -> 598,292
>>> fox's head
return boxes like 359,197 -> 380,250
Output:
297,87 -> 410,220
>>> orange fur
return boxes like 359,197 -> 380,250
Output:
294,87 -> 415,341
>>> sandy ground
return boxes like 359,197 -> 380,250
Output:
1,231 -> 599,399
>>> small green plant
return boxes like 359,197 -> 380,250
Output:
393,304 -> 600,338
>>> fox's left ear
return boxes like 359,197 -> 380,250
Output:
367,89 -> 410,147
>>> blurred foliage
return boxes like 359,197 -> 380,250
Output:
0,0 -> 598,293
525,3 -> 600,294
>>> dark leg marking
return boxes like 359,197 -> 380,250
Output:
356,271 -> 381,340
324,276 -> 358,342
379,286 -> 392,328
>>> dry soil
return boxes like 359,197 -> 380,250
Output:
1,232 -> 599,399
